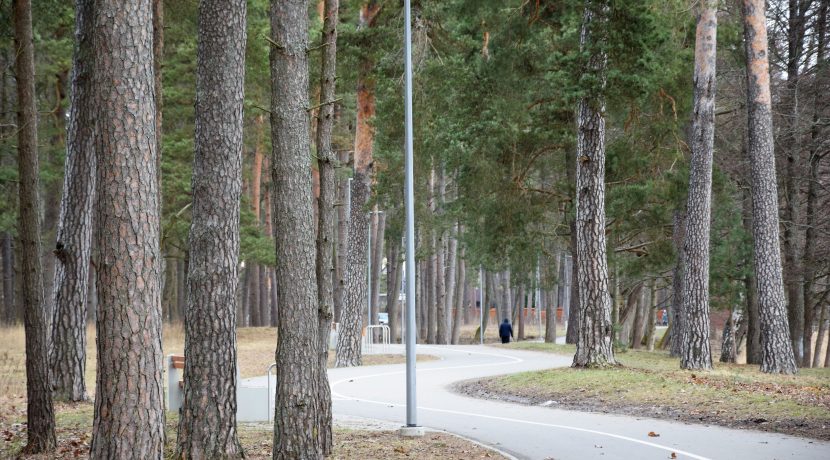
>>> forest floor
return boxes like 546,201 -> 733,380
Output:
454,342 -> 830,441
0,399 -> 506,459
1,325 -> 494,459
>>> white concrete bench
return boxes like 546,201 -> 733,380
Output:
165,354 -> 271,422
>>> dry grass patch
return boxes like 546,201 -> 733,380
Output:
0,399 -> 504,459
457,342 -> 830,440
0,325 -> 437,393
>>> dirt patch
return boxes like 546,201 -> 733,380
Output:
454,373 -> 830,441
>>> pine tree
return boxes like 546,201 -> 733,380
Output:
269,0 -> 323,456
14,0 -> 56,451
49,0 -> 94,403
314,0 -> 339,453
175,0 -> 247,457
741,0 -> 797,375
680,0 -> 718,371
572,0 -> 616,368
90,0 -> 165,456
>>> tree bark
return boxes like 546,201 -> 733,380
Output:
630,285 -> 646,349
781,0 -> 809,366
269,0 -> 323,456
153,0 -> 163,202
387,239 -> 402,343
670,210 -> 686,357
313,0 -> 338,451
545,253 -> 564,343
572,0 -> 616,368
334,150 -> 350,323
742,189 -> 762,364
49,0 -> 95,403
451,244 -> 465,344
681,0 -> 717,370
14,0 -> 56,451
545,253 -> 561,343
742,0 -> 798,374
646,281 -> 658,351
90,0 -> 165,456
249,263 -> 261,326
427,236 -> 438,343
2,232 -> 14,324
521,284 -> 529,340
176,1 -> 247,457
443,226 -> 458,344
566,226 -> 580,344
812,302 -> 830,367
337,0 -> 381,365
370,210 -> 385,336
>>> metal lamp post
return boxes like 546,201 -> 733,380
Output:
399,0 -> 423,437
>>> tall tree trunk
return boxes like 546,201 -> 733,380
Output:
249,263 -> 261,326
248,115 -> 265,327
720,307 -> 740,363
337,0 -> 382,366
14,0 -> 56,451
334,149 -> 350,323
815,302 -> 829,368
804,0 -> 827,368
646,281 -> 658,351
742,0 -> 798,374
49,0 -> 95,403
418,258 -> 426,341
2,233 -> 14,324
260,261 -> 270,327
370,210 -> 385,335
239,263 -> 250,327
566,227 -> 580,344
742,189 -> 762,364
153,0 -> 163,203
427,237 -> 438,343
572,1 -> 616,368
518,285 -> 526,340
176,1 -> 247,456
670,210 -> 685,357
443,226 -> 458,344
387,239 -> 402,343
313,0 -> 338,451
451,247 -> 465,344
630,285 -> 646,349
269,0 -> 322,456
270,269 -> 279,327
91,0 -> 165,456
482,271 -> 494,339
781,0 -> 809,366
545,253 -> 560,343
681,0 -> 717,370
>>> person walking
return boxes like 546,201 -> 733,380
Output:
499,319 -> 513,344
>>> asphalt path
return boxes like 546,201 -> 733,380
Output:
321,344 -> 830,460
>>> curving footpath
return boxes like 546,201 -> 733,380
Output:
324,344 -> 830,460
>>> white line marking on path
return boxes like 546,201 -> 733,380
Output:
331,346 -> 711,460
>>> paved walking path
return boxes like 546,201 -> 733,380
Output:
323,344 -> 830,460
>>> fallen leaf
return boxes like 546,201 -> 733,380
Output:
671,453 -> 677,459
648,431 -> 660,437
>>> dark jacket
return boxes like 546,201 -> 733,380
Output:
499,321 -> 513,338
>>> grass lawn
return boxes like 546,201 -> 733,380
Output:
457,342 -> 830,440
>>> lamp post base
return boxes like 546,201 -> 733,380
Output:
398,425 -> 425,437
